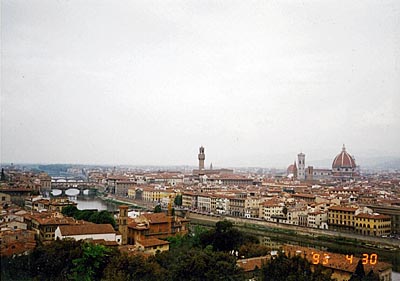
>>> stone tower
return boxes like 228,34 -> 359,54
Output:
117,205 -> 129,245
198,146 -> 205,170
297,152 -> 306,180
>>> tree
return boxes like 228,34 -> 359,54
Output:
174,194 -> 182,206
282,206 -> 288,216
261,253 -> 333,281
0,168 -> 6,181
199,220 -> 258,252
70,243 -> 111,281
62,205 -> 79,217
154,205 -> 162,213
349,259 -> 366,281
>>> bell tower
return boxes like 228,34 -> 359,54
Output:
297,152 -> 306,180
198,146 -> 205,170
117,205 -> 128,245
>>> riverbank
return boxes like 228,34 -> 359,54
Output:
188,213 -> 400,272
98,194 -> 153,210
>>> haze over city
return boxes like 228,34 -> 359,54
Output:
1,0 -> 400,167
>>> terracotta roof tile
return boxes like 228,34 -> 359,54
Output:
58,224 -> 115,236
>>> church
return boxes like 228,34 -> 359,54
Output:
287,145 -> 359,182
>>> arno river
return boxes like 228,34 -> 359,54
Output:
50,189 -> 118,211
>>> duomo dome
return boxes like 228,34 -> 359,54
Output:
332,144 -> 356,169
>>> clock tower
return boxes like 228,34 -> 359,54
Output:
198,146 -> 205,170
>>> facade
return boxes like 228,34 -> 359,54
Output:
182,192 -> 197,209
354,213 -> 391,237
328,205 -> 358,232
136,238 -> 169,255
23,212 -> 77,242
259,200 -> 284,221
0,192 -> 11,207
197,194 -> 212,212
229,195 -> 246,217
127,212 -> 189,246
368,205 -> 400,235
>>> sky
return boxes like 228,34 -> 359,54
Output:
1,0 -> 400,168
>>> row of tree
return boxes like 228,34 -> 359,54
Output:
61,205 -> 116,228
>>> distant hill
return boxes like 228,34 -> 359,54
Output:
309,156 -> 400,170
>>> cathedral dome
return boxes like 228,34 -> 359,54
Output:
332,145 -> 356,169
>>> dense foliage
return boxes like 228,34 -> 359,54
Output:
0,220 -> 348,281
199,220 -> 259,252
174,194 -> 182,206
154,204 -> 162,213
61,205 -> 116,228
260,253 -> 333,281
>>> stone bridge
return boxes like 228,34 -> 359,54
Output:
50,181 -> 99,196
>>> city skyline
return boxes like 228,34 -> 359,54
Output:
2,1 -> 400,167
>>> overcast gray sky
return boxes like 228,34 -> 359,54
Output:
1,0 -> 400,168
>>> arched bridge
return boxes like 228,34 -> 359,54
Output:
50,181 -> 99,196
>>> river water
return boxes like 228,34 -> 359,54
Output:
50,189 -> 118,212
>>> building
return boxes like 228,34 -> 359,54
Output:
297,153 -> 306,180
198,146 -> 205,171
192,146 -> 233,176
55,223 -> 122,244
23,211 -> 77,242
289,145 -> 357,182
136,238 -> 170,255
117,205 -> 128,245
332,145 -> 359,181
0,229 -> 36,257
368,204 -> 400,235
126,212 -> 189,249
354,213 -> 391,237
0,192 -> 11,208
328,205 -> 358,232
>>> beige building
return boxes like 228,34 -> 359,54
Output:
354,213 -> 391,237
328,205 -> 358,232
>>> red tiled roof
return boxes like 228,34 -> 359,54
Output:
137,238 -> 169,247
328,205 -> 358,212
142,213 -> 170,224
58,224 -> 115,236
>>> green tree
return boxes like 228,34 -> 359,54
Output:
199,220 -> 258,252
174,194 -> 182,206
350,259 -> 366,281
70,243 -> 111,281
261,253 -> 334,281
102,252 -> 165,281
154,205 -> 162,213
62,205 -> 79,217
1,239 -> 84,281
0,168 -> 6,181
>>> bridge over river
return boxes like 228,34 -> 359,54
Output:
50,180 -> 100,196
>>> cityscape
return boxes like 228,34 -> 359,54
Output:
2,0 -> 400,280
1,145 -> 400,280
